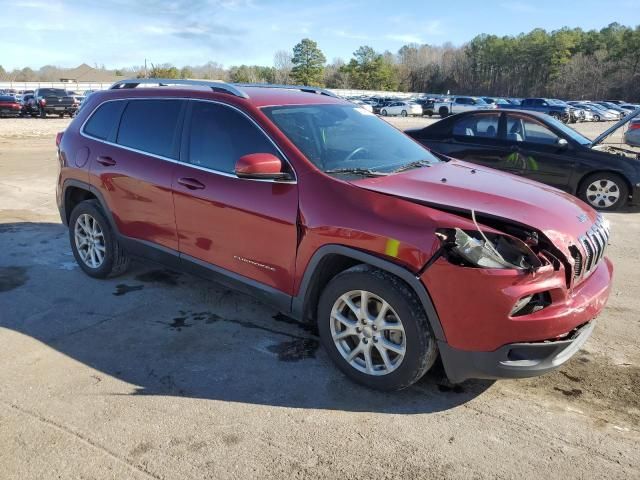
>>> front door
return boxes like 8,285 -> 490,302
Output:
431,112 -> 515,172
503,113 -> 575,191
172,100 -> 299,294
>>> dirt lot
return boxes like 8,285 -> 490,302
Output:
1,117 -> 639,480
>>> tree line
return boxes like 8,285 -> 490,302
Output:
2,23 -> 639,100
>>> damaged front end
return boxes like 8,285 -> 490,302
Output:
423,208 -> 565,281
436,226 -> 542,272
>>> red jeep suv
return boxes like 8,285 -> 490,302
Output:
56,79 -> 613,390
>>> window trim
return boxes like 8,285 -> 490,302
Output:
80,97 -> 297,184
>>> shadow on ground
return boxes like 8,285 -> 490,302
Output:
0,222 -> 493,414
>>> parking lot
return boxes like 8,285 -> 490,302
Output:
1,117 -> 639,479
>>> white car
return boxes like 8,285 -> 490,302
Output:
432,96 -> 496,117
379,101 -> 422,117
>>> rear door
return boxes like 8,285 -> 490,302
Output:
172,100 -> 298,294
87,98 -> 185,251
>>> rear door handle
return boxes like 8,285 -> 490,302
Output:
96,155 -> 116,166
177,177 -> 205,190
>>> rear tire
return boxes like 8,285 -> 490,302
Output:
438,107 -> 449,117
69,200 -> 130,278
401,110 -> 408,117
380,109 -> 387,116
594,114 -> 600,122
578,172 -> 628,211
318,265 -> 438,391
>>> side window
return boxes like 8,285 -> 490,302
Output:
116,100 -> 184,158
506,115 -> 559,145
186,101 -> 281,173
83,101 -> 125,140
452,114 -> 499,139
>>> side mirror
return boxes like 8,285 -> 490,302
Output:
557,138 -> 569,149
235,153 -> 291,180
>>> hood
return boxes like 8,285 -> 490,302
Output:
591,108 -> 640,146
353,160 -> 597,252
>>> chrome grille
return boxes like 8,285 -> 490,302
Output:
573,215 -> 610,280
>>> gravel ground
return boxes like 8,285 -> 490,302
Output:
0,118 -> 639,480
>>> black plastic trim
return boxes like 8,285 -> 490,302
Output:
438,321 -> 595,383
292,244 -> 446,341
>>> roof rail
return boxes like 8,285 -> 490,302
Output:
109,78 -> 249,99
233,83 -> 339,98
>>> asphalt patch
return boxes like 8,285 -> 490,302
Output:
113,284 -> 144,296
267,338 -> 320,362
0,266 -> 28,292
135,269 -> 181,286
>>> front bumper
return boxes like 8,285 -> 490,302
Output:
422,254 -> 613,383
439,321 -> 594,383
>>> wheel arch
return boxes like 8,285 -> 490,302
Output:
291,245 -> 446,341
61,179 -> 118,232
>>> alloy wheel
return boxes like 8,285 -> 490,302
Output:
586,179 -> 620,209
330,290 -> 406,376
74,213 -> 106,268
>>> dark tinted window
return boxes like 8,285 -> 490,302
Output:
506,114 -> 559,144
84,101 -> 125,140
186,101 -> 280,173
453,113 -> 500,138
0,95 -> 16,102
38,88 -> 67,97
117,100 -> 183,158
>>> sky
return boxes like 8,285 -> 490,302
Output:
1,0 -> 639,70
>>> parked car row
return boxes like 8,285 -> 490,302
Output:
343,92 -> 639,125
0,88 -> 84,118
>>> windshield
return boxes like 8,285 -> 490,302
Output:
471,97 -> 488,105
545,116 -> 592,145
262,104 -> 440,174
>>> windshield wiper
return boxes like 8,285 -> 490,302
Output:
392,159 -> 433,173
324,168 -> 389,177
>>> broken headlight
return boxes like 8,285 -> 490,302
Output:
437,228 -> 542,271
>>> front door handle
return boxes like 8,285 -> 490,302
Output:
96,155 -> 116,166
177,177 -> 205,190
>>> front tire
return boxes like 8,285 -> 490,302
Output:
438,107 -> 449,117
401,110 -> 408,117
380,109 -> 387,116
578,173 -> 628,211
69,200 -> 130,278
318,265 -> 438,391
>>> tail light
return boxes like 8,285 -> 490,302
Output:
56,131 -> 64,147
629,122 -> 640,131
39,98 -> 46,106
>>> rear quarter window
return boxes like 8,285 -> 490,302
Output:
116,100 -> 184,158
83,101 -> 125,140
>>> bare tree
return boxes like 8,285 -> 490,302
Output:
273,50 -> 293,84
